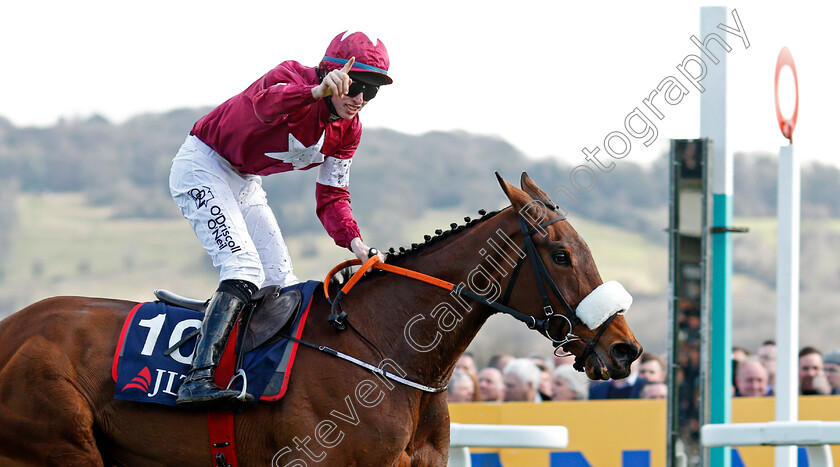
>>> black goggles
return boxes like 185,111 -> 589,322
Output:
347,80 -> 379,101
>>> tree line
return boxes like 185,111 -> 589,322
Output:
2,109 -> 839,264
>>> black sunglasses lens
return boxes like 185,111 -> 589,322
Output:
348,81 -> 364,97
363,85 -> 378,100
348,81 -> 379,101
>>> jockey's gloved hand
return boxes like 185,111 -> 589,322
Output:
350,237 -> 384,263
312,57 -> 355,99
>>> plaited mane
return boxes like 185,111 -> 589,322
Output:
385,209 -> 500,261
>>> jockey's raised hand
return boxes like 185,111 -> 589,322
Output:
312,57 -> 355,99
350,237 -> 384,263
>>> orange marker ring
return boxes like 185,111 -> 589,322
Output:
774,47 -> 799,143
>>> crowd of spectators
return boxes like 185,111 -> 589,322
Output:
447,350 -> 668,403
732,341 -> 840,397
447,341 -> 840,404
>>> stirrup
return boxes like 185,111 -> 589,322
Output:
226,369 -> 250,402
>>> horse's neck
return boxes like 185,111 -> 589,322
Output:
358,215 -> 517,385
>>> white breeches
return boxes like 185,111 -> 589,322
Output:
169,135 -> 299,288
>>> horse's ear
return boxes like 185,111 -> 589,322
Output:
496,171 -> 532,211
520,172 -> 555,206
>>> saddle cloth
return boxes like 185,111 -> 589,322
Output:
112,280 -> 320,406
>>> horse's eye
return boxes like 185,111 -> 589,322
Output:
552,251 -> 570,265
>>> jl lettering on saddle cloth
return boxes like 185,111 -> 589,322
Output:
113,281 -> 319,406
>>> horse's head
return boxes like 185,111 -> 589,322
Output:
496,172 -> 642,380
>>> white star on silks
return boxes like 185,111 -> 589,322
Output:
265,132 -> 326,169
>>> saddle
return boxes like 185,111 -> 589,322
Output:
154,285 -> 302,355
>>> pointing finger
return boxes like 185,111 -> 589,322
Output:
341,57 -> 355,74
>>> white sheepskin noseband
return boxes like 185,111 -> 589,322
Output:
574,280 -> 632,329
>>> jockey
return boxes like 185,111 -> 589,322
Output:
170,31 -> 392,409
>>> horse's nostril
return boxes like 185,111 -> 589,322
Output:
611,342 -> 640,364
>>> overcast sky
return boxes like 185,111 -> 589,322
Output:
2,1 -> 836,167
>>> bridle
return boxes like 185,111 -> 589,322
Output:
503,201 -> 619,372
326,202 -> 619,373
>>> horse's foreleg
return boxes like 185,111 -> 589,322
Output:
408,445 -> 448,467
406,424 -> 450,466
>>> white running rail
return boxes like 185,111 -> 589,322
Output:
448,423 -> 569,467
701,421 -> 840,467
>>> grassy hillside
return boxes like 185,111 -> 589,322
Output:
3,193 -> 216,304
1,193 -> 669,355
3,194 -> 838,366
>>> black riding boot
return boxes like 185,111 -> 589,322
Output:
176,290 -> 253,410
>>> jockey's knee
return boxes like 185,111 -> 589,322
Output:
217,279 -> 258,303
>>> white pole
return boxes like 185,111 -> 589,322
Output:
701,7 -> 730,198
701,7 -> 732,467
775,143 -> 799,467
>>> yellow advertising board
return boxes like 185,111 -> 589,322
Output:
448,396 -> 840,466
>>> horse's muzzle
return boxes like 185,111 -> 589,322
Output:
609,341 -> 642,378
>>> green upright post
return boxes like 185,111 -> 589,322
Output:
710,194 -> 732,467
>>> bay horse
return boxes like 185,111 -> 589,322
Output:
0,172 -> 641,466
